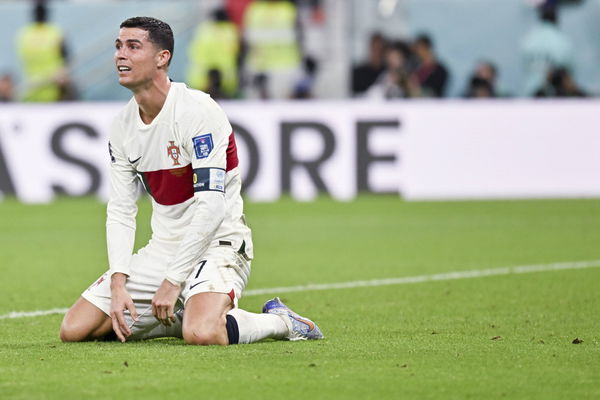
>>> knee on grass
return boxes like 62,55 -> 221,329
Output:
59,320 -> 90,343
183,325 -> 228,346
59,314 -> 112,342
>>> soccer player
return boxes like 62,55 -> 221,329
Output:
59,17 -> 323,345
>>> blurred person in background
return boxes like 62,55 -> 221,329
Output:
186,7 -> 239,99
251,73 -> 270,100
290,55 -> 317,99
412,33 -> 449,98
205,69 -> 227,100
464,76 -> 494,98
366,40 -> 418,99
464,61 -> 498,98
293,0 -> 325,24
0,73 -> 15,102
534,67 -> 587,97
17,0 -> 77,102
242,0 -> 301,99
225,0 -> 254,31
352,32 -> 387,96
521,4 -> 573,96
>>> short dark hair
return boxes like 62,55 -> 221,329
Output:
120,17 -> 174,65
34,2 -> 47,23
389,40 -> 412,60
539,5 -> 558,24
414,34 -> 433,49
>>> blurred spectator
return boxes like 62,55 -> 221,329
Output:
352,32 -> 386,96
252,73 -> 270,100
366,40 -> 417,99
243,0 -> 302,99
534,67 -> 587,97
464,61 -> 498,98
295,0 -> 326,24
291,56 -> 318,99
526,0 -> 584,7
465,77 -> 494,98
0,73 -> 15,102
520,4 -> 573,96
225,0 -> 254,31
17,1 -> 76,102
206,69 -> 227,100
412,33 -> 449,97
186,7 -> 239,98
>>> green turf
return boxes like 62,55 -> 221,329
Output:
0,196 -> 599,399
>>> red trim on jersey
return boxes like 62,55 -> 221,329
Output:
143,165 -> 194,206
226,132 -> 239,172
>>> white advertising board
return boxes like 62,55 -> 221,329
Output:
0,100 -> 598,203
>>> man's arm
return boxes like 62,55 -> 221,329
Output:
106,139 -> 138,277
106,127 -> 140,340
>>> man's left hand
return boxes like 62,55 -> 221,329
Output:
152,279 -> 181,326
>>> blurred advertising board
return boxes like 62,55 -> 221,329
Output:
0,100 -> 599,202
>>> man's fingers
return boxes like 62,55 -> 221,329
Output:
162,307 -> 172,326
167,308 -> 176,325
115,309 -> 131,337
152,303 -> 162,324
127,302 -> 139,322
152,301 -> 173,326
110,312 -> 126,343
159,306 -> 171,326
152,303 -> 166,325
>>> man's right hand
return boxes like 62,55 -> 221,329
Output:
110,273 -> 139,343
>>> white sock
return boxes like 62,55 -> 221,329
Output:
227,308 -> 288,344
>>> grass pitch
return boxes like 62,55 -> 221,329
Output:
0,196 -> 599,399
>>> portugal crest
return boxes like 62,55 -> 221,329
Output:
167,141 -> 181,166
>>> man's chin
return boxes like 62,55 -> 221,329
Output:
118,77 -> 135,89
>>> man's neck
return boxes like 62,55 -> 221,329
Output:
421,53 -> 435,66
133,76 -> 171,125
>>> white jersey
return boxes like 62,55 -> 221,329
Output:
106,82 -> 253,286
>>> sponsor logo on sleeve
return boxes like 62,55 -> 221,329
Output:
192,134 -> 214,159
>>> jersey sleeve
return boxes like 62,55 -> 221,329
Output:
106,119 -> 138,277
164,98 -> 231,285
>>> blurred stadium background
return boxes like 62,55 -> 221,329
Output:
1,0 -> 600,100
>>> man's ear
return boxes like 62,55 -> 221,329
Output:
157,50 -> 171,68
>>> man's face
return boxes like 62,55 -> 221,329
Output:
413,42 -> 428,60
114,27 -> 163,89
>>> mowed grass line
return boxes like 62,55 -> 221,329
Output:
1,196 -> 599,313
0,196 -> 599,399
